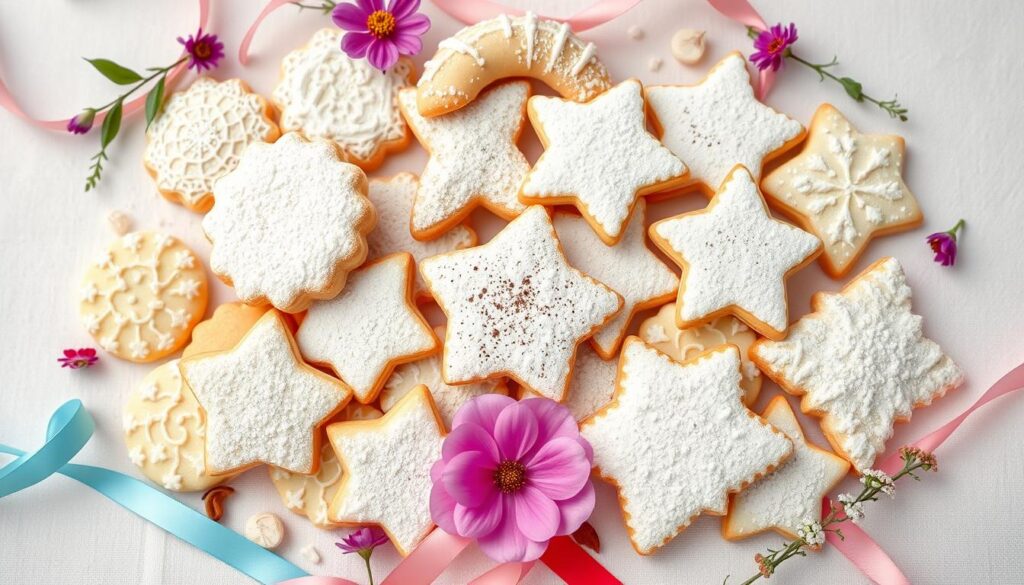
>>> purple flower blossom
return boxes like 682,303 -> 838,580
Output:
336,527 -> 389,557
332,0 -> 431,71
926,219 -> 965,267
59,348 -> 99,369
67,109 -> 96,135
177,28 -> 225,72
751,22 -> 798,72
430,396 -> 595,563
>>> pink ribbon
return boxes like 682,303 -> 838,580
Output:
278,578 -> 359,585
706,0 -> 773,98
823,498 -> 910,585
238,0 -> 297,66
380,530 -> 473,585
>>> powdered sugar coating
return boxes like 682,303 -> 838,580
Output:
523,80 -> 687,242
646,53 -> 803,189
399,82 -> 529,236
180,312 -> 350,474
652,168 -> 820,335
420,205 -> 622,400
297,254 -> 437,403
523,343 -> 617,422
554,202 -> 678,357
752,258 -> 964,471
582,340 -> 792,554
204,133 -> 374,312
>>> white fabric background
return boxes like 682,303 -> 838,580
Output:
1,1 -> 1023,583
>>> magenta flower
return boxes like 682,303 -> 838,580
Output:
332,0 -> 431,71
177,28 -> 225,72
67,109 -> 96,135
336,526 -> 389,556
430,396 -> 595,563
751,22 -> 798,72
59,348 -> 99,369
926,219 -> 965,267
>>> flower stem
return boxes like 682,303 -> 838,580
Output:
785,51 -> 908,121
88,57 -> 186,113
948,219 -> 965,236
292,0 -> 336,14
362,554 -> 374,585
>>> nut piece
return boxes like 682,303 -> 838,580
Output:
648,57 -> 664,72
245,512 -> 285,549
301,545 -> 321,564
671,28 -> 707,65
202,486 -> 235,521
107,211 -> 132,236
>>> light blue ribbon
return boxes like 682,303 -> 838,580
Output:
0,399 -> 309,584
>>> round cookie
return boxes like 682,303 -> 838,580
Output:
80,231 -> 207,362
144,77 -> 280,213
273,29 -> 413,171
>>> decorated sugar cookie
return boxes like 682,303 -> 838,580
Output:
752,257 -> 964,472
273,29 -> 413,171
327,385 -> 445,556
398,82 -> 529,239
420,206 -> 622,400
553,202 -> 678,358
522,80 -> 688,245
143,77 -> 279,212
581,338 -> 793,555
724,397 -> 850,540
522,343 -> 617,422
269,403 -> 381,528
204,133 -> 375,313
80,231 -> 207,362
123,360 -> 221,492
762,104 -> 923,278
646,52 -> 804,194
639,304 -> 762,406
180,311 -> 351,475
297,253 -> 439,404
365,174 -> 476,301
650,167 -> 821,340
182,301 -> 274,359
416,12 -> 612,117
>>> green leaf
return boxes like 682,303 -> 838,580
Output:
86,58 -> 143,85
101,101 -> 123,149
839,77 -> 863,101
145,77 -> 166,130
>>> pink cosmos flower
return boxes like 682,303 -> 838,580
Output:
59,348 -> 99,369
177,28 -> 225,72
336,526 -> 389,556
67,109 -> 96,135
926,219 -> 964,267
751,22 -> 798,72
430,396 -> 595,563
332,0 -> 431,71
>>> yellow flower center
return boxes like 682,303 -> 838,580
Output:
366,10 -> 396,39
493,460 -> 526,493
194,41 -> 213,59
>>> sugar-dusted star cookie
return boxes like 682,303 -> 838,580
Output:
327,385 -> 445,556
297,253 -> 439,404
398,81 -> 529,240
522,343 -> 617,422
521,79 -> 688,245
554,202 -> 678,358
420,205 -> 622,400
762,104 -> 923,278
646,52 -> 804,194
365,173 -> 477,301
180,310 -> 351,475
650,166 -> 821,340
581,338 -> 792,554
639,304 -> 762,406
752,257 -> 964,472
724,396 -> 850,540
205,132 -> 375,313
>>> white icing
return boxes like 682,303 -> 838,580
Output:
570,42 -> 597,76
545,22 -> 570,73
523,343 -> 617,422
420,206 -> 622,400
581,340 -> 792,554
438,38 -> 485,67
523,11 -> 538,67
753,258 -> 964,471
497,13 -> 513,37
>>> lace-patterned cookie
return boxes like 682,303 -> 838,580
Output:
752,257 -> 964,472
762,104 -> 923,278
420,206 -> 622,400
581,339 -> 792,554
204,133 -> 375,313
650,167 -> 821,340
646,52 -> 804,194
522,342 -> 617,422
273,29 -> 413,171
522,80 -> 688,245
269,403 -> 381,528
416,12 -> 612,117
144,77 -> 279,212
398,81 -> 529,239
639,304 -> 762,406
80,231 -> 207,362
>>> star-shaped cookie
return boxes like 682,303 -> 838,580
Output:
581,338 -> 793,554
724,396 -> 850,540
327,385 -> 445,556
752,257 -> 964,472
398,81 -> 529,240
179,310 -> 350,475
521,342 -> 617,423
420,205 -> 622,400
554,201 -> 678,358
650,166 -> 821,340
646,52 -> 804,194
297,253 -> 439,404
762,103 -> 923,278
521,79 -> 688,245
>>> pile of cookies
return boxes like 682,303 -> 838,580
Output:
80,13 -> 963,559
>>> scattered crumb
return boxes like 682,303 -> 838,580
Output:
107,211 -> 132,236
301,545 -> 321,564
671,28 -> 707,65
627,25 -> 644,40
648,57 -> 663,72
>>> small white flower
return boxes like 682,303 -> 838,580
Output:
796,518 -> 825,547
861,469 -> 896,498
149,444 -> 168,463
838,493 -> 865,524
162,472 -> 183,490
128,446 -> 146,466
